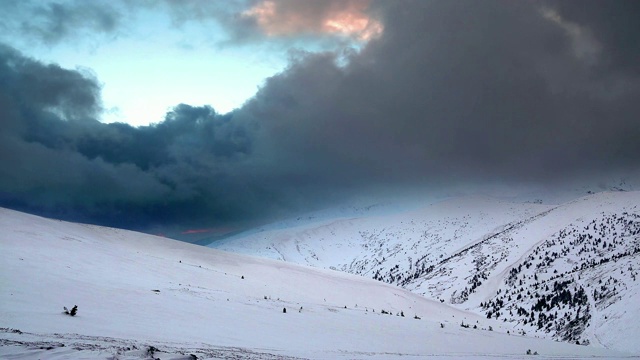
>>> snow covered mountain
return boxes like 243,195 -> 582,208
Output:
212,190 -> 640,354
1,207 -> 633,359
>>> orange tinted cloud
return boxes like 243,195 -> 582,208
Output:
243,0 -> 383,41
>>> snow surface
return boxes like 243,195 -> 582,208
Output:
213,191 -> 640,355
0,207 -> 634,359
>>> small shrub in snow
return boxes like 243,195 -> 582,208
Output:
63,305 -> 78,316
146,345 -> 158,357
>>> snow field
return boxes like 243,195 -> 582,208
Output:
0,206 -> 635,359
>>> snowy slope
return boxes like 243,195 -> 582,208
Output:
213,191 -> 640,354
0,208 -> 632,359
214,195 -> 552,269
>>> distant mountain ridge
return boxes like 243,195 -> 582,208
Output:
212,190 -> 640,353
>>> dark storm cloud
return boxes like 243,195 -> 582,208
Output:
548,0 -> 640,75
0,44 -> 274,229
239,0 -> 640,185
1,1 -> 640,232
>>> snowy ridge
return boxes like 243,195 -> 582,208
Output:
213,191 -> 640,354
1,207 -> 634,359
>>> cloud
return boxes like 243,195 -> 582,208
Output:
237,0 -> 640,186
1,0 -> 381,51
0,0 -> 123,45
241,0 -> 382,40
155,0 -> 383,49
1,1 -> 640,232
0,44 -> 265,229
546,0 -> 640,75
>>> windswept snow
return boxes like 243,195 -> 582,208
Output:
0,207 -> 633,359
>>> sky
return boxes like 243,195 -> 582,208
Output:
1,0 -> 639,235
0,0 -> 374,125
